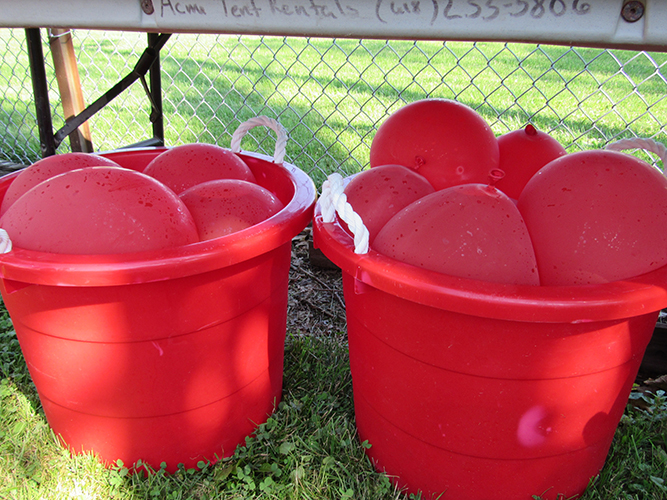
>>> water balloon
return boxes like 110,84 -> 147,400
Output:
369,99 -> 499,191
180,179 -> 284,240
517,150 -> 667,285
143,143 -> 256,194
373,183 -> 539,285
0,167 -> 199,254
494,124 -> 566,200
343,164 -> 435,244
0,153 -> 121,215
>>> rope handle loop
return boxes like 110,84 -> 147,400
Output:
0,229 -> 12,254
320,173 -> 370,255
605,137 -> 667,172
231,116 -> 288,165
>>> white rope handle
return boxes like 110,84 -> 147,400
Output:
230,116 -> 288,165
0,229 -> 12,254
605,138 -> 667,172
320,173 -> 370,255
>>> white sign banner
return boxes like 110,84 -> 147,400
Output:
1,0 -> 665,49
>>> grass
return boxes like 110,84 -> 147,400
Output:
1,30 -> 666,185
586,390 -> 667,500
1,294 -> 666,500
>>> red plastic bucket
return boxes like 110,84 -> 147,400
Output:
312,193 -> 667,500
0,142 -> 315,472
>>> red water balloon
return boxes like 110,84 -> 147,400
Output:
494,124 -> 567,200
0,167 -> 199,254
369,99 -> 499,191
373,183 -> 539,285
180,179 -> 284,240
517,150 -> 667,285
0,152 -> 121,215
343,164 -> 435,244
143,143 -> 256,194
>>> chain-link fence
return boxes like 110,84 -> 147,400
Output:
1,28 -> 666,186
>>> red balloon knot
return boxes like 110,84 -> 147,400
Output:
488,168 -> 506,187
525,124 -> 538,136
414,155 -> 426,169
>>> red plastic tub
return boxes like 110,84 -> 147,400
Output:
0,146 -> 315,472
312,197 -> 667,500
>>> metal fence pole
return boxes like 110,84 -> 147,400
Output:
148,32 -> 165,146
25,28 -> 56,158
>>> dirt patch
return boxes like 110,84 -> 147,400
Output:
287,225 -> 347,337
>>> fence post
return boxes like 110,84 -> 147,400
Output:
148,32 -> 165,146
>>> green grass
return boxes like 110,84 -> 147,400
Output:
1,296 -> 666,500
1,29 -> 666,185
583,390 -> 667,500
